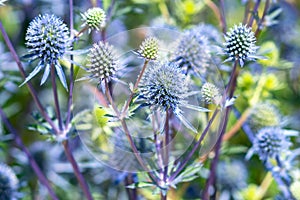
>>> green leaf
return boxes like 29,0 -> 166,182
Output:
126,182 -> 155,189
171,162 -> 202,186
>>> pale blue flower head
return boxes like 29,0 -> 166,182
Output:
23,14 -> 70,89
139,62 -> 209,132
224,23 -> 258,67
249,127 -> 295,161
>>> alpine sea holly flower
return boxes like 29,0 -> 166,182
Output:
139,62 -> 209,132
87,41 -> 118,82
23,14 -> 70,89
81,7 -> 106,32
224,23 -> 259,67
247,127 -> 297,161
173,29 -> 211,75
137,37 -> 159,60
0,163 -> 18,200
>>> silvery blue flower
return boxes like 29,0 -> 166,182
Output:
247,127 -> 297,161
22,14 -> 70,89
139,62 -> 209,132
224,23 -> 259,67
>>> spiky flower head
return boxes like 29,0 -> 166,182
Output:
0,163 -> 18,200
137,37 -> 159,60
248,103 -> 281,131
173,28 -> 211,74
251,127 -> 292,161
24,14 -> 70,89
81,7 -> 106,32
217,160 -> 247,192
290,181 -> 300,200
139,62 -> 189,112
139,62 -> 209,132
201,82 -> 221,105
224,23 -> 258,67
87,41 -> 118,82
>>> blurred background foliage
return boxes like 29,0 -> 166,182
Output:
1,0 -> 300,199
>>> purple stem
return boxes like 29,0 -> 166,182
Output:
219,0 -> 227,33
50,64 -> 63,131
255,0 -> 270,36
0,108 -> 59,200
248,0 -> 261,27
65,0 -> 75,128
63,141 -> 94,200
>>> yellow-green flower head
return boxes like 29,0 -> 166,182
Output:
82,7 -> 106,31
87,41 -> 118,82
290,181 -> 300,200
224,23 -> 258,67
248,102 -> 281,131
201,82 -> 221,105
137,37 -> 159,60
0,163 -> 18,200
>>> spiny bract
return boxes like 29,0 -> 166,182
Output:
87,41 -> 118,82
81,7 -> 106,31
24,14 -> 70,89
224,23 -> 258,67
0,163 -> 18,200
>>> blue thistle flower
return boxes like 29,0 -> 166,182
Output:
173,28 -> 211,75
201,82 -> 221,105
217,160 -> 247,192
248,127 -> 294,161
87,41 -> 118,82
0,163 -> 18,200
224,23 -> 258,67
139,62 -> 209,132
22,14 -> 70,90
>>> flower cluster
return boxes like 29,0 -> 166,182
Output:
87,41 -> 118,82
0,163 -> 18,200
81,7 -> 106,32
137,37 -> 159,60
224,23 -> 258,66
23,14 -> 70,89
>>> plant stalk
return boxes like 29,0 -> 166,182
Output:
0,108 -> 59,200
